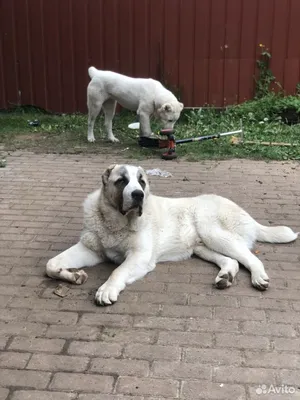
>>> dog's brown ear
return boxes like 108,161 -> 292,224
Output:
102,164 -> 116,185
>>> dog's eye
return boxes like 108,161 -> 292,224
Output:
139,178 -> 146,187
115,177 -> 128,185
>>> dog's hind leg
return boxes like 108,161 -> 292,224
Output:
193,245 -> 239,289
201,229 -> 269,290
87,94 -> 103,142
102,99 -> 119,142
46,242 -> 103,284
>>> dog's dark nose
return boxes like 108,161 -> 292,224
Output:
131,190 -> 144,202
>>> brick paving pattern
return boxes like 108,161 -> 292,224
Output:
0,152 -> 299,400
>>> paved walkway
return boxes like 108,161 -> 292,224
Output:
0,152 -> 299,400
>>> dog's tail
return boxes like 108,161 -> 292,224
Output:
256,223 -> 298,243
88,66 -> 98,79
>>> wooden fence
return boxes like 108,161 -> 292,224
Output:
1,0 -> 300,112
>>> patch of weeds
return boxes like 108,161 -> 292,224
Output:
255,44 -> 280,98
178,104 -> 300,160
252,45 -> 300,124
271,96 -> 300,125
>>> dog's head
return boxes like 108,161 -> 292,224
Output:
157,101 -> 184,129
101,164 -> 149,216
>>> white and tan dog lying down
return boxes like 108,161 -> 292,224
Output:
87,67 -> 184,143
46,165 -> 298,306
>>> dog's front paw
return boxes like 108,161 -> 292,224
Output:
95,281 -> 121,306
68,269 -> 88,285
88,136 -> 96,143
251,271 -> 269,291
108,136 -> 119,143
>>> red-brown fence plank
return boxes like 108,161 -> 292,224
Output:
284,0 -> 300,93
148,0 -> 164,80
118,0 -> 134,77
239,60 -> 256,103
239,0 -> 259,101
132,0 -> 149,78
163,0 -> 180,93
72,0 -> 89,112
223,0 -> 242,105
286,0 -> 300,59
256,0 -> 274,52
42,0 -> 62,112
239,0 -> 259,60
0,31 -> 5,108
102,0 -> 119,72
27,0 -> 48,109
284,59 -> 300,94
178,0 -> 195,105
1,0 -> 19,107
255,0 -> 275,96
14,0 -> 33,105
193,0 -> 210,105
87,0 -> 105,70
58,0 -> 76,112
271,0 -> 289,90
208,0 -> 226,105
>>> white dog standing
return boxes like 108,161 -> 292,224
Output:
46,164 -> 298,306
87,67 -> 184,143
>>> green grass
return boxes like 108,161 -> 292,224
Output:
1,96 -> 300,161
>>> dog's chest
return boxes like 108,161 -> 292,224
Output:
97,226 -> 131,264
99,228 -> 129,249
104,247 -> 126,264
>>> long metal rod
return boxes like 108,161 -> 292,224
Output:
175,129 -> 242,144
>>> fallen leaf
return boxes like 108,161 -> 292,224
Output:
53,284 -> 70,298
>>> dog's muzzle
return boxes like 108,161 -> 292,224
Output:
131,189 -> 144,216
121,189 -> 145,216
